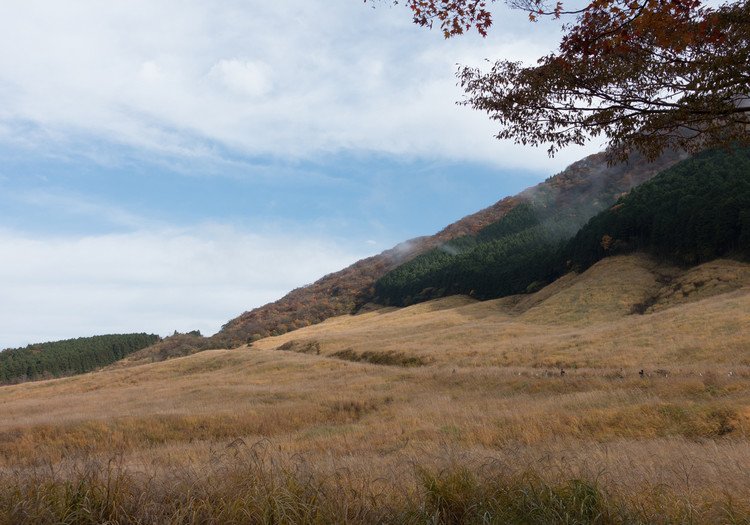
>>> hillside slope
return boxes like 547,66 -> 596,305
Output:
214,149 -> 686,346
251,254 -> 750,368
374,147 -> 750,306
563,147 -> 750,271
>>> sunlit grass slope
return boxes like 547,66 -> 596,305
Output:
254,254 -> 750,368
1,253 -> 750,523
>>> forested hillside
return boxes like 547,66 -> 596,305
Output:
374,200 -> 583,304
0,333 -> 159,385
214,149 -> 684,346
375,148 -> 750,306
562,147 -> 750,271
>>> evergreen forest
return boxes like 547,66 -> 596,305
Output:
374,148 -> 750,306
561,147 -> 750,271
0,333 -> 159,385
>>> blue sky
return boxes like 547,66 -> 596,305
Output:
0,0 -> 598,348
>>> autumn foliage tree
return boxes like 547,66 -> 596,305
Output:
377,0 -> 750,161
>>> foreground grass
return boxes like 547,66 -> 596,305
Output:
2,355 -> 750,524
2,359 -> 750,523
2,444 -> 749,525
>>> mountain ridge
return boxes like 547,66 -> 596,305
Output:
373,147 -> 750,306
214,148 -> 687,346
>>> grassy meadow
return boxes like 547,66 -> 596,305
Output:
1,254 -> 750,524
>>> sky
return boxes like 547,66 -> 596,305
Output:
0,0 -> 600,349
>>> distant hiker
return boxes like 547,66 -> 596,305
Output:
560,369 -> 565,377
639,369 -> 645,378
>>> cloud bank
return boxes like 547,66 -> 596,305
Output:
0,0 -> 596,170
0,226 -> 367,349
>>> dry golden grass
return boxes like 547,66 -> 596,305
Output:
1,254 -> 750,523
253,254 -> 750,369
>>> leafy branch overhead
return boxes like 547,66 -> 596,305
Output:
375,0 -> 750,161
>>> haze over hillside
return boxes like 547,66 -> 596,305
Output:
375,147 -> 750,306
215,148 -> 687,347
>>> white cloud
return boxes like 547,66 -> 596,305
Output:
0,226 -> 369,349
138,61 -> 165,83
0,0 -> 598,171
209,59 -> 272,98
